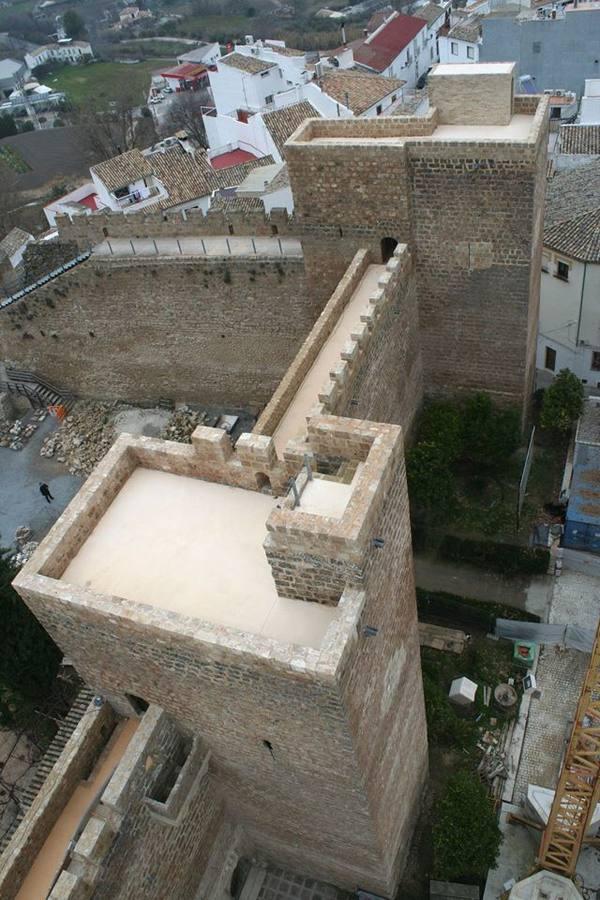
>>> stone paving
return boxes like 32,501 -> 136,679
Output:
92,236 -> 303,258
549,569 -> 600,632
512,644 -> 588,804
257,867 -> 351,900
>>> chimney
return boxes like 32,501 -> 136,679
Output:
363,28 -> 368,36
341,20 -> 347,46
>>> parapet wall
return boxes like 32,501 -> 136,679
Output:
56,207 -> 294,248
52,706 -> 227,900
0,699 -> 115,900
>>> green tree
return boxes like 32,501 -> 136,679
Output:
419,400 -> 464,463
433,770 -> 502,882
0,112 -> 17,139
0,547 -> 61,711
407,442 -> 456,519
540,369 -> 584,432
63,9 -> 86,39
462,393 -> 520,472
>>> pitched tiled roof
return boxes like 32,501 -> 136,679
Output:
210,196 -> 264,213
221,52 -> 277,75
413,3 -> 445,26
212,154 -> 276,189
337,12 -> 427,73
449,20 -> 481,42
544,161 -> 600,262
559,124 -> 600,156
266,44 -> 305,57
320,70 -> 404,115
0,227 -> 32,260
262,100 -> 321,156
150,146 -> 219,209
91,149 -> 154,193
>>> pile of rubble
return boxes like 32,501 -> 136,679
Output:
40,402 -> 116,476
11,526 -> 39,567
160,407 -> 204,444
0,410 -> 47,451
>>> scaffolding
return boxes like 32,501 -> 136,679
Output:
537,621 -> 600,877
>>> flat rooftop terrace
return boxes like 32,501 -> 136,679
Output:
272,263 -> 384,456
60,468 -> 337,649
306,115 -> 534,145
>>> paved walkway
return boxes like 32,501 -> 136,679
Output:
0,416 -> 82,549
92,236 -> 303,259
414,553 -> 551,619
257,866 -> 350,900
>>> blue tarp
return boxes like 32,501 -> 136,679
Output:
564,443 -> 600,552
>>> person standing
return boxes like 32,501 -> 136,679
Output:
39,482 -> 54,503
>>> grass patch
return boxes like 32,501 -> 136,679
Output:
48,59 -> 176,106
0,144 -> 31,173
417,587 -> 540,634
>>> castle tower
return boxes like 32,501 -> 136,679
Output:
286,63 -> 548,415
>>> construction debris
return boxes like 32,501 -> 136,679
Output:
11,541 -> 39,567
160,406 -> 205,444
418,622 -> 467,654
40,402 -> 116,475
0,409 -> 47,451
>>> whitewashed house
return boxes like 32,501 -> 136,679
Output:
438,14 -> 481,64
537,163 -> 600,389
25,40 -> 93,70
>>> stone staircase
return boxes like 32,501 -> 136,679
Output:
2,367 -> 76,412
0,687 -> 95,855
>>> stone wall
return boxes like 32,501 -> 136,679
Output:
0,254 -> 310,408
0,699 -> 115,900
429,64 -> 515,125
14,419 -> 427,895
51,707 -> 227,900
22,241 -> 80,286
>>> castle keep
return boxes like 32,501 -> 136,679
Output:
0,66 -> 549,900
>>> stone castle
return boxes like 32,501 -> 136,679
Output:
0,64 -> 548,900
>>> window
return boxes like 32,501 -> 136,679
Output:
265,94 -> 273,104
431,45 -> 434,59
260,69 -> 270,78
532,41 -> 541,54
550,106 -> 562,119
391,93 -> 397,102
592,352 -> 600,372
126,693 -> 149,715
556,260 -> 570,281
545,347 -> 557,371
541,253 -> 550,273
451,42 -> 458,55
467,46 -> 475,59
376,104 -> 382,115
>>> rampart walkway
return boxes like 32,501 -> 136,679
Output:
92,236 -> 303,258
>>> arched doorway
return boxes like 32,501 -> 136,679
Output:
256,472 -> 272,494
381,236 -> 398,263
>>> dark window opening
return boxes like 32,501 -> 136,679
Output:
376,104 -> 382,115
271,224 -> 278,235
256,472 -> 272,493
556,260 -> 569,281
545,346 -> 556,371
126,693 -> 149,715
592,352 -> 600,372
550,106 -> 562,119
228,224 -> 234,235
381,236 -> 398,263
102,227 -> 108,238
148,735 -> 192,803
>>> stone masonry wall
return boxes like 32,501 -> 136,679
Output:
54,707 -> 227,900
0,700 -> 115,900
429,66 -> 514,125
0,254 -> 310,408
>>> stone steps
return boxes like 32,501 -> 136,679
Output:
0,687 -> 95,855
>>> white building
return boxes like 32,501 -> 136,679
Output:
204,64 -> 404,161
25,40 -> 93,71
0,227 -> 34,269
177,43 -> 221,67
208,52 -> 291,118
438,15 -> 481,64
580,78 -> 600,124
327,8 -> 442,89
537,162 -> 600,389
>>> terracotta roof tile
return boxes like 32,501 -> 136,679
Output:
262,100 -> 321,156
544,160 -> 600,262
221,52 -> 277,75
413,3 -> 445,26
320,70 -> 404,115
0,227 -> 32,260
559,124 -> 600,156
334,12 -> 427,73
91,149 -> 154,193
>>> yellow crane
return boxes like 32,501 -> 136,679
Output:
536,620 -> 600,877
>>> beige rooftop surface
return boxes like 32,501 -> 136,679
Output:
60,468 -> 337,649
16,718 -> 139,900
273,263 -> 385,455
308,115 -> 534,144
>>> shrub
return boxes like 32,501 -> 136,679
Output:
439,535 -> 549,576
407,442 -> 456,519
417,587 -> 540,626
462,393 -> 521,472
422,671 -> 478,750
418,400 -> 464,463
433,771 -> 502,882
541,369 -> 584,433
